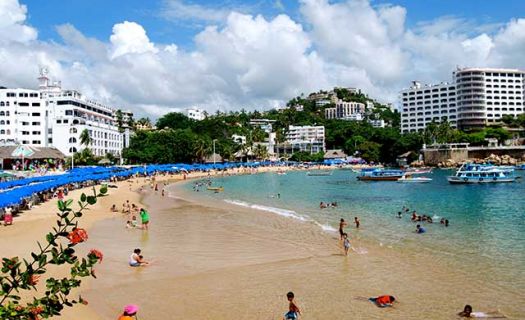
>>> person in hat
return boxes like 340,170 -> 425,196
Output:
118,304 -> 139,320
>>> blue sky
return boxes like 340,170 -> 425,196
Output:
22,0 -> 525,48
3,0 -> 524,116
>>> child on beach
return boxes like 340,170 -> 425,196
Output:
354,217 -> 360,229
369,295 -> 396,308
118,304 -> 139,320
457,304 -> 507,318
283,291 -> 301,320
129,248 -> 149,267
343,233 -> 351,256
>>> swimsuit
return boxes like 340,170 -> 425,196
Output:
284,311 -> 298,319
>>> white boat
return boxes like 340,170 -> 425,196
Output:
397,174 -> 432,183
307,171 -> 333,176
447,163 -> 516,184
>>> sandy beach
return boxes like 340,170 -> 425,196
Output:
2,166 -> 519,319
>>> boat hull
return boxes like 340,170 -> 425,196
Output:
447,177 -> 516,184
397,179 -> 432,183
357,176 -> 402,181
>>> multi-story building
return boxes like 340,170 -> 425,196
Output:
400,67 -> 525,133
249,119 -> 276,133
0,69 -> 130,157
277,125 -> 325,154
400,81 -> 457,133
186,108 -> 206,121
324,100 -> 366,120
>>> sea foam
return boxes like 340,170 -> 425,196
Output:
224,199 -> 336,233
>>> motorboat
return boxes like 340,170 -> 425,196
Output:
357,168 -> 404,181
397,174 -> 432,183
307,171 -> 333,176
207,186 -> 224,192
447,163 -> 517,184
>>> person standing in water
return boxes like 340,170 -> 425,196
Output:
139,208 -> 150,230
354,217 -> 360,229
283,291 -> 301,319
339,218 -> 348,240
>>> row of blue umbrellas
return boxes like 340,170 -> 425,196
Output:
0,161 -> 289,209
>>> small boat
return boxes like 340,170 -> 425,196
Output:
405,167 -> 433,174
357,168 -> 404,181
397,174 -> 432,183
307,171 -> 333,176
447,163 -> 517,184
207,186 -> 224,192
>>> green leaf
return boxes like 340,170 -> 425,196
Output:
86,196 -> 97,205
80,193 -> 87,202
99,184 -> 108,195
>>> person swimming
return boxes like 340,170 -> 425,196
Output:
369,295 -> 396,308
458,304 -> 507,318
397,211 -> 402,218
283,291 -> 301,320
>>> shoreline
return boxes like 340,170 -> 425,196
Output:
2,166 -> 521,319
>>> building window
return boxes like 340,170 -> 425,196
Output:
65,110 -> 73,116
69,147 -> 77,153
31,112 -> 40,116
32,103 -> 40,107
63,120 -> 68,124
32,140 -> 41,144
69,137 -> 77,143
57,120 -> 62,124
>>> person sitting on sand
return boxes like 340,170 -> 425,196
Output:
339,218 -> 347,240
139,208 -> 150,230
343,233 -> 351,256
369,295 -> 396,308
110,204 -> 118,212
118,304 -> 139,320
3,207 -> 13,226
283,291 -> 301,319
129,248 -> 149,267
416,224 -> 426,234
458,304 -> 507,318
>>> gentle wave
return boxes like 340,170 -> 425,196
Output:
224,199 -> 337,233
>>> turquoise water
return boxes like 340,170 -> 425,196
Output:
186,169 -> 525,292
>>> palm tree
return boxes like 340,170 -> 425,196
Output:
115,109 -> 124,133
253,144 -> 268,160
79,129 -> 92,148
193,139 -> 211,163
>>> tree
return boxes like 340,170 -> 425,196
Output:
253,144 -> 268,160
357,141 -> 381,163
79,129 -> 92,148
156,112 -> 193,130
0,186 -> 106,319
193,138 -> 211,163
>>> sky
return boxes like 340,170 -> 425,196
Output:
1,0 -> 524,118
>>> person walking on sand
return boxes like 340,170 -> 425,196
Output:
283,291 -> 301,319
118,304 -> 139,319
354,217 -> 360,229
139,208 -> 150,230
343,233 -> 351,256
339,218 -> 347,240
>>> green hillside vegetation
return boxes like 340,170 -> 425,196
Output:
122,88 -> 520,164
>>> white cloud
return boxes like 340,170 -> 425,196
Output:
161,0 -> 230,23
0,0 -> 524,118
0,0 -> 37,43
110,21 -> 158,59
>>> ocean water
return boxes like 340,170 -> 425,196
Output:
187,169 -> 525,295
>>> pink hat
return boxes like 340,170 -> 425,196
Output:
124,304 -> 139,314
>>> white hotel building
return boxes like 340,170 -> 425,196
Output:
0,70 -> 130,157
400,67 -> 525,133
283,125 -> 325,154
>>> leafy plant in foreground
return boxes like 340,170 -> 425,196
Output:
0,185 -> 107,319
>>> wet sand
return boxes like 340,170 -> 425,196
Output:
79,180 -> 519,319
